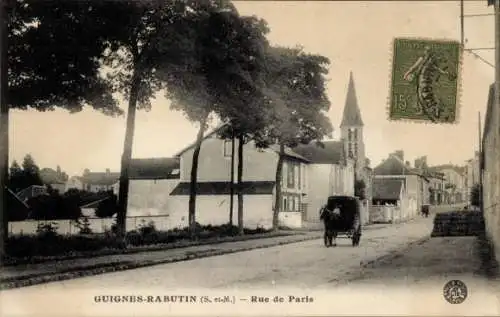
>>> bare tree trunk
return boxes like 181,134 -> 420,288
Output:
273,143 -> 285,231
188,114 -> 208,239
0,0 -> 8,259
116,69 -> 141,241
229,131 -> 235,226
237,134 -> 244,235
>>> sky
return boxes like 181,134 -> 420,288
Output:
9,0 -> 496,176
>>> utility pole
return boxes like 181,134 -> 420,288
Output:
478,111 -> 483,211
460,0 -> 465,47
0,0 -> 9,259
495,0 -> 500,135
494,0 -> 500,212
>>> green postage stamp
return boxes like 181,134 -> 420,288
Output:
388,38 -> 461,123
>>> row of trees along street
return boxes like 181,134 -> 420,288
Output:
0,0 -> 333,256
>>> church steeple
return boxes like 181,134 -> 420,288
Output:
340,72 -> 364,128
340,72 -> 366,176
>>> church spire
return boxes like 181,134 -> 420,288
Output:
340,71 -> 364,127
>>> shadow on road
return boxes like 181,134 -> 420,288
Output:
346,236 -> 498,285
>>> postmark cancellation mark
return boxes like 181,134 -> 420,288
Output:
389,38 -> 461,124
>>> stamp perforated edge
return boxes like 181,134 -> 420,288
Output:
385,36 -> 463,125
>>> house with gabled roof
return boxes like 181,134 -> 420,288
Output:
126,157 -> 181,219
124,123 -> 356,230
124,72 -> 370,230
79,169 -> 120,193
370,178 -> 407,223
373,150 -> 430,218
427,164 -> 466,204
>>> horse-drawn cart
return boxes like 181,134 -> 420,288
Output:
319,195 -> 362,247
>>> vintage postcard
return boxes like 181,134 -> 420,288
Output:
1,0 -> 499,317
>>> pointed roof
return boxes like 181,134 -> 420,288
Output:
292,141 -> 345,164
340,72 -> 364,127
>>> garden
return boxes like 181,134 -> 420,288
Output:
4,219 -> 291,266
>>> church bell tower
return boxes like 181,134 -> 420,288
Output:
340,72 -> 366,178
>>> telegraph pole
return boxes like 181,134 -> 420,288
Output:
495,0 -> 500,136
478,112 -> 483,211
460,0 -> 465,47
0,0 -> 9,259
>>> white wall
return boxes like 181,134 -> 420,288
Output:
180,137 -> 278,182
278,212 -> 302,229
306,165 -> 331,222
127,179 -> 180,217
168,195 -> 274,229
305,163 -> 355,222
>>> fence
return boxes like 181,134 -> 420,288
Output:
7,215 -> 187,236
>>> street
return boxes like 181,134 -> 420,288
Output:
4,215 -> 498,316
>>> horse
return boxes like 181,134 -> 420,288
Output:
319,205 -> 342,247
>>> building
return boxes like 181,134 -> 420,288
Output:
126,157 -> 181,218
125,125 -> 356,230
413,156 -> 445,205
339,72 -> 373,219
371,178 -> 410,223
80,169 -> 120,193
65,176 -> 84,192
428,165 -> 466,204
293,140 -> 355,223
372,151 -> 429,218
39,167 -> 68,193
481,83 -> 499,266
465,151 -> 480,204
124,72 -> 368,230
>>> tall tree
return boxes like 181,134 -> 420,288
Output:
2,0 -> 125,256
259,46 -> 333,230
8,159 -> 21,192
160,3 -> 270,236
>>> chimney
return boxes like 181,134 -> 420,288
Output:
105,168 -> 110,174
83,168 -> 90,176
392,150 -> 404,161
365,158 -> 371,167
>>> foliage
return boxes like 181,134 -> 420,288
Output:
75,216 -> 93,235
244,46 -> 332,229
27,191 -> 82,220
5,224 -> 273,258
154,4 -> 271,236
7,0 -> 122,114
35,221 -> 59,239
470,183 -> 481,207
95,193 -> 118,218
354,179 -> 366,200
138,219 -> 157,236
254,46 -> 333,148
8,154 -> 43,192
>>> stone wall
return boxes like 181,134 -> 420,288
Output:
482,83 -> 500,263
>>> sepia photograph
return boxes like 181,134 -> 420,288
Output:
0,0 -> 499,316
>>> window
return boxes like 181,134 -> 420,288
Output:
348,129 -> 353,141
283,196 -> 288,212
353,129 -> 358,141
297,164 -> 302,189
294,196 -> 300,212
223,139 -> 232,158
287,163 -> 295,188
